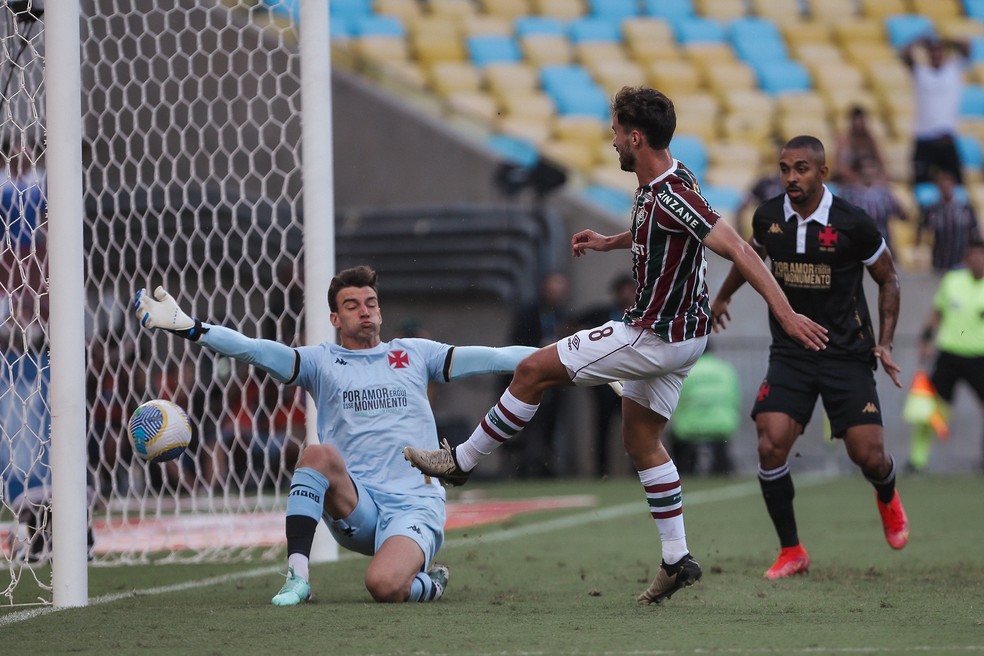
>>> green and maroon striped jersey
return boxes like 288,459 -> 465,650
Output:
624,161 -> 720,342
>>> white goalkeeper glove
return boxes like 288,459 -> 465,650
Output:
133,286 -> 209,341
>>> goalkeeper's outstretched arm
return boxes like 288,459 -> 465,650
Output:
134,286 -> 298,383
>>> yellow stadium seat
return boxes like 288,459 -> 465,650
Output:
411,34 -> 467,64
704,165 -> 759,194
822,88 -> 879,120
911,0 -> 961,20
485,62 -> 540,96
683,43 -> 736,67
428,0 -> 478,20
532,0 -> 586,20
499,91 -> 556,120
751,0 -> 807,25
623,19 -> 679,63
832,19 -> 886,47
374,0 -> 424,22
780,20 -> 835,46
696,0 -> 748,20
591,163 -> 636,192
590,59 -> 648,95
647,60 -> 704,95
719,89 -> 776,119
777,113 -> 833,144
374,60 -> 429,91
428,61 -> 483,96
552,115 -> 608,145
938,18 -> 984,41
841,40 -> 897,67
354,36 -> 410,63
809,61 -> 866,92
804,0 -> 859,23
541,137 -> 598,171
673,92 -> 721,141
864,60 -> 913,96
719,111 -> 773,143
480,0 -> 533,21
789,42 -> 844,64
446,91 -> 500,123
858,0 -> 908,20
520,34 -> 574,66
497,115 -> 552,146
775,91 -> 827,118
407,15 -> 460,38
461,15 -> 514,37
707,140 -> 764,168
576,42 -> 629,70
701,60 -> 758,94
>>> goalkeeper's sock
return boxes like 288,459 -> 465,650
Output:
284,467 -> 329,581
455,389 -> 538,472
407,570 -> 444,602
638,461 -> 689,565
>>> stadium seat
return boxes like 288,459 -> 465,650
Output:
461,15 -> 514,37
481,0 -> 533,21
859,0 -> 908,20
775,91 -> 827,118
719,110 -> 773,142
967,0 -> 984,22
623,18 -> 677,62
428,61 -> 483,95
884,14 -> 936,50
447,91 -> 500,123
803,0 -> 858,23
719,89 -> 775,119
753,60 -> 812,95
729,17 -> 788,65
962,84 -> 984,117
485,62 -> 540,96
374,0 -> 423,23
670,134 -> 709,178
701,184 -> 745,217
568,17 -> 623,43
577,42 -> 629,70
487,133 -> 541,166
697,0 -> 749,21
672,17 -> 727,45
499,91 -> 556,119
497,114 -> 553,145
751,0 -> 806,24
958,134 -> 984,169
911,0 -> 961,20
553,114 -> 608,143
970,36 -> 984,63
551,84 -> 611,120
429,0 -> 478,20
329,0 -> 372,22
672,92 -> 721,141
354,34 -> 410,62
589,59 -> 647,94
533,0 -> 587,20
521,34 -> 575,66
809,61 -> 866,92
515,15 -> 567,37
937,17 -> 984,41
582,184 -> 634,216
587,0 -> 638,20
780,20 -> 833,46
467,35 -> 522,66
642,0 -> 696,20
646,59 -> 704,95
702,60 -> 759,94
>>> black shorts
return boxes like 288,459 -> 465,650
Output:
931,351 -> 984,403
751,353 -> 882,439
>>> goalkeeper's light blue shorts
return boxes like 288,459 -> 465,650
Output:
323,476 -> 445,568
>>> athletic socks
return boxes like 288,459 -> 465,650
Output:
407,571 -> 444,602
455,388 -> 539,472
865,455 -> 898,505
638,461 -> 690,565
284,467 -> 330,583
759,463 -> 799,549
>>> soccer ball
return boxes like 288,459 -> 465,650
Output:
127,399 -> 192,463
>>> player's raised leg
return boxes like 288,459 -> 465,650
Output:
844,425 -> 909,550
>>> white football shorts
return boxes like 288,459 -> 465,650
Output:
556,320 -> 707,419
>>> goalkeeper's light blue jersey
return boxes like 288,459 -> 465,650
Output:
292,337 -> 451,501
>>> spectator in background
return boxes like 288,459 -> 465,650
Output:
502,271 -> 572,477
917,170 -> 980,273
1,141 -> 46,250
840,156 -> 908,252
832,106 -> 888,185
908,239 -> 984,472
901,35 -> 969,184
574,273 -> 637,476
667,344 -> 739,476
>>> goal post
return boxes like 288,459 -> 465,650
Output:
2,0 -> 338,606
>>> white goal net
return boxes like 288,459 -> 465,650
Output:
1,0 -> 327,605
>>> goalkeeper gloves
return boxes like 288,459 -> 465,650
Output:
133,286 -> 209,341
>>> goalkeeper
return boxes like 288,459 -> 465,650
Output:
134,265 -> 537,606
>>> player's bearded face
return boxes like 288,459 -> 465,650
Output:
779,148 -> 826,209
612,118 -> 636,172
331,286 -> 382,347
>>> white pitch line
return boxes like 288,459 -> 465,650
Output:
0,472 -> 832,628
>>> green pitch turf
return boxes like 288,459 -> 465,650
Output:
2,474 -> 982,655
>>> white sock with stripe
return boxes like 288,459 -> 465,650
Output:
455,389 -> 538,472
639,460 -> 689,565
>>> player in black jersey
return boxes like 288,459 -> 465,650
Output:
710,135 -> 909,579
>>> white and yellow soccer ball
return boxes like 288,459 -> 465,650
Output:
127,399 -> 192,463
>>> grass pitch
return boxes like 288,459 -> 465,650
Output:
2,474 -> 982,655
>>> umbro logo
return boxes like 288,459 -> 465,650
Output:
862,402 -> 879,414
335,357 -> 349,365
568,335 -> 581,351
768,223 -> 783,234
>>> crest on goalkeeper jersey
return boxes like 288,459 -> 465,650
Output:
127,399 -> 192,463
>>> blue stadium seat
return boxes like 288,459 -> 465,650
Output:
582,184 -> 634,216
729,17 -> 788,64
330,0 -> 373,21
568,17 -> 623,43
588,0 -> 639,20
551,84 -> 611,120
540,64 -> 596,95
352,16 -> 405,38
515,16 -> 567,37
884,14 -> 935,50
467,35 -> 522,67
753,60 -> 812,95
970,35 -> 984,62
961,84 -> 984,117
672,17 -> 726,45
957,134 -> 984,168
642,0 -> 696,20
913,181 -> 969,206
701,185 -> 744,215
967,0 -> 984,22
670,134 -> 708,179
487,134 -> 541,167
